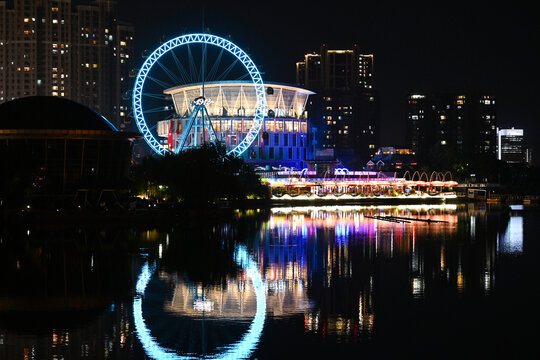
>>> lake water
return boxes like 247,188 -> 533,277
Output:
1,203 -> 538,359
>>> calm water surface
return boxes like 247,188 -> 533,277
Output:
1,204 -> 538,359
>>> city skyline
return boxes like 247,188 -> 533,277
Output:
119,0 -> 538,164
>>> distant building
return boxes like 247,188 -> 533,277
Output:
525,148 -> 533,166
296,46 -> 379,166
365,147 -> 417,173
497,128 -> 525,163
156,81 -> 315,169
406,93 -> 497,165
0,0 -> 134,130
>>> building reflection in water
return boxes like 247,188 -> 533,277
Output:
0,226 -> 162,359
154,204 -> 513,345
499,214 -> 523,254
253,204 -> 508,342
0,204 -> 526,358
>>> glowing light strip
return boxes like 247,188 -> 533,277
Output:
133,245 -> 266,359
133,33 -> 266,157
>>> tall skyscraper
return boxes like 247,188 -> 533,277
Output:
0,0 -> 134,130
296,45 -> 379,165
406,93 -> 497,165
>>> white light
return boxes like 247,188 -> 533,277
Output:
193,299 -> 214,312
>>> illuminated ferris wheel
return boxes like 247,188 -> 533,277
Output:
132,33 -> 266,157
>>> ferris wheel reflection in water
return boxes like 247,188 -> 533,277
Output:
133,245 -> 266,359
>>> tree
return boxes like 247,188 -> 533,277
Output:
132,144 -> 269,207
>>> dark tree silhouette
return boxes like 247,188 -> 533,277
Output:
132,144 -> 269,207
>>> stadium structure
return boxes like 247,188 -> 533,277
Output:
156,81 -> 316,169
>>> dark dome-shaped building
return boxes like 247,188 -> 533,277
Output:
0,96 -> 140,202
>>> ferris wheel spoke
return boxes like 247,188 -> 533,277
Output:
170,50 -> 191,85
201,42 -> 207,85
235,73 -> 251,81
215,58 -> 240,81
186,44 -> 199,83
155,60 -> 182,87
146,75 -> 173,90
143,106 -> 174,114
206,47 -> 225,82
142,93 -> 171,100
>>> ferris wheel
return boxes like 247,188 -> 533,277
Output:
132,33 -> 266,157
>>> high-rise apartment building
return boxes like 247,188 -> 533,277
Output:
296,45 -> 379,165
406,93 -> 497,165
497,128 -> 525,163
0,0 -> 134,130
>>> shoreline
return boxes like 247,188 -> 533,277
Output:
4,195 -> 538,226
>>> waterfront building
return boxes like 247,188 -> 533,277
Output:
365,147 -> 417,173
296,46 -> 379,165
156,81 -> 315,169
497,128 -> 525,163
406,93 -> 497,165
0,96 -> 139,198
0,0 -> 134,130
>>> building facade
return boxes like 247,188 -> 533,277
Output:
296,46 -> 379,166
406,93 -> 497,166
0,0 -> 134,130
497,128 -> 525,163
365,147 -> 417,173
0,96 -> 139,199
156,81 -> 315,169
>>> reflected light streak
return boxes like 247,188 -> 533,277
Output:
133,245 -> 266,359
500,216 -> 523,254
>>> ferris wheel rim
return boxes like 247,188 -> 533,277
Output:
132,33 -> 266,157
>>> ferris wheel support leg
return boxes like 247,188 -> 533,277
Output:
202,106 -> 218,147
175,105 -> 201,154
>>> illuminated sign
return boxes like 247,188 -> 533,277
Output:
191,96 -> 214,106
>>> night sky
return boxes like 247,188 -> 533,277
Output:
120,0 -> 539,162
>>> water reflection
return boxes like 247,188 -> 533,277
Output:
0,203 -> 533,359
134,245 -> 266,359
253,204 -> 503,344
499,215 -> 523,254
0,225 -> 155,359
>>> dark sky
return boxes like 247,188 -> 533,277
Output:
120,0 -> 539,160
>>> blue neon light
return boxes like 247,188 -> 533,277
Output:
133,245 -> 266,359
132,33 -> 266,157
